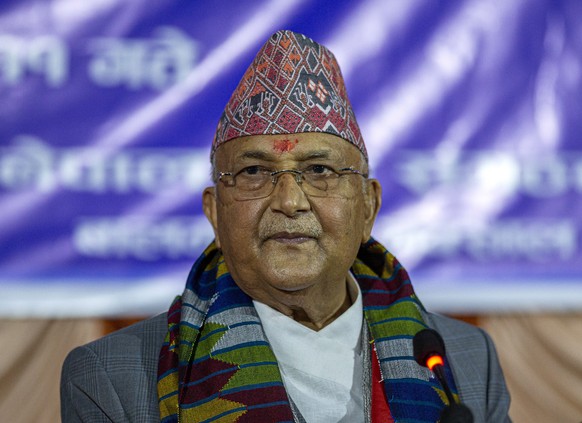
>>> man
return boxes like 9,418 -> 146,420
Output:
61,30 -> 511,422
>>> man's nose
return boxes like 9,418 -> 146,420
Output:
269,172 -> 311,216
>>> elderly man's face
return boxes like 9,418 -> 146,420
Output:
203,132 -> 381,309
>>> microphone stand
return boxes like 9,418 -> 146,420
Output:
431,363 -> 474,423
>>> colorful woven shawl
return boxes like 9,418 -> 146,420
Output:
157,238 -> 459,422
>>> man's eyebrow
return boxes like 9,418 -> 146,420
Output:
296,150 -> 333,161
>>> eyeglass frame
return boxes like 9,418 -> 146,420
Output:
215,165 -> 369,199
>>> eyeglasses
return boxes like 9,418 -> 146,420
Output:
216,164 -> 368,200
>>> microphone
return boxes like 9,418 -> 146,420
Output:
413,329 -> 474,423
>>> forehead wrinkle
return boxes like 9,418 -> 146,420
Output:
235,148 -> 335,163
238,150 -> 276,161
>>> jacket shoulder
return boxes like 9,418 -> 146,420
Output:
61,313 -> 168,422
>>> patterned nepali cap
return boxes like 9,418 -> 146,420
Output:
212,30 -> 367,160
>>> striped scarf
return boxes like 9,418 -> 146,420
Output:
157,238 -> 459,422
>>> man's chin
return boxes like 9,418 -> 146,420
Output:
262,250 -> 322,272
261,238 -> 321,264
262,267 -> 323,292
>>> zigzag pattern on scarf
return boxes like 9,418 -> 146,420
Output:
157,244 -> 293,423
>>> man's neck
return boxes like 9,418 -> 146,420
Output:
290,290 -> 352,330
263,275 -> 359,331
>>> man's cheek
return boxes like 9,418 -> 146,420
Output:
321,200 -> 359,226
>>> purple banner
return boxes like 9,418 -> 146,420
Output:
1,0 -> 581,316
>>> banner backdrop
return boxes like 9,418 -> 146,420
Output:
1,0 -> 581,317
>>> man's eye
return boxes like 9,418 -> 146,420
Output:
306,164 -> 334,175
240,166 -> 268,176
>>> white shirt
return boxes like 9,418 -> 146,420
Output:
253,278 -> 365,423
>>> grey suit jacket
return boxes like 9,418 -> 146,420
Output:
61,312 -> 511,422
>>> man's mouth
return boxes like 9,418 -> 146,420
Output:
268,232 -> 316,244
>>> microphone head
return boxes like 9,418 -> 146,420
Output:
413,328 -> 446,367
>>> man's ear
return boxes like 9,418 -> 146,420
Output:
202,186 -> 221,249
361,178 -> 382,243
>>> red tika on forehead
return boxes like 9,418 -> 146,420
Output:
212,30 -> 367,160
